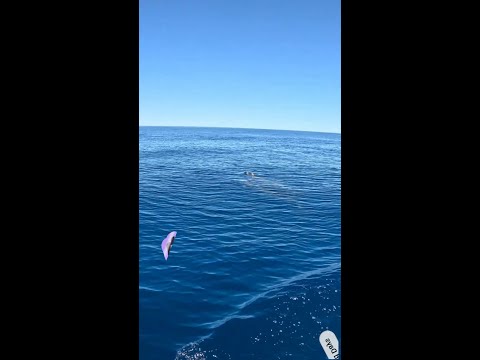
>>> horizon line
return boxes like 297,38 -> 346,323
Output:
138,125 -> 341,135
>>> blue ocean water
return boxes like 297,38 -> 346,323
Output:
140,127 -> 341,360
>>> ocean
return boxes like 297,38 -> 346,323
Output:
140,127 -> 341,359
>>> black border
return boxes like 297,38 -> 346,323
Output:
341,0 -> 417,357
341,0 -> 398,356
28,1 -> 141,357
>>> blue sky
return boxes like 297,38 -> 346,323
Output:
140,0 -> 340,133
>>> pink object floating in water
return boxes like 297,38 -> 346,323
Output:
161,231 -> 177,260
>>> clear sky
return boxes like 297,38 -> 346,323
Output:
140,0 -> 340,133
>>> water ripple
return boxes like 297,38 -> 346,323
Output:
140,127 -> 340,360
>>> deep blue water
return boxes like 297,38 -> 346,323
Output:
140,127 -> 341,360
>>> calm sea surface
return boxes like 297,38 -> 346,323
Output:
140,127 -> 341,359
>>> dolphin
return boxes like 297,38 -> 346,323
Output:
161,231 -> 177,260
241,172 -> 304,207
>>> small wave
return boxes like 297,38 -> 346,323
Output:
139,285 -> 162,293
175,265 -> 340,359
175,339 -> 232,360
201,314 -> 255,330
